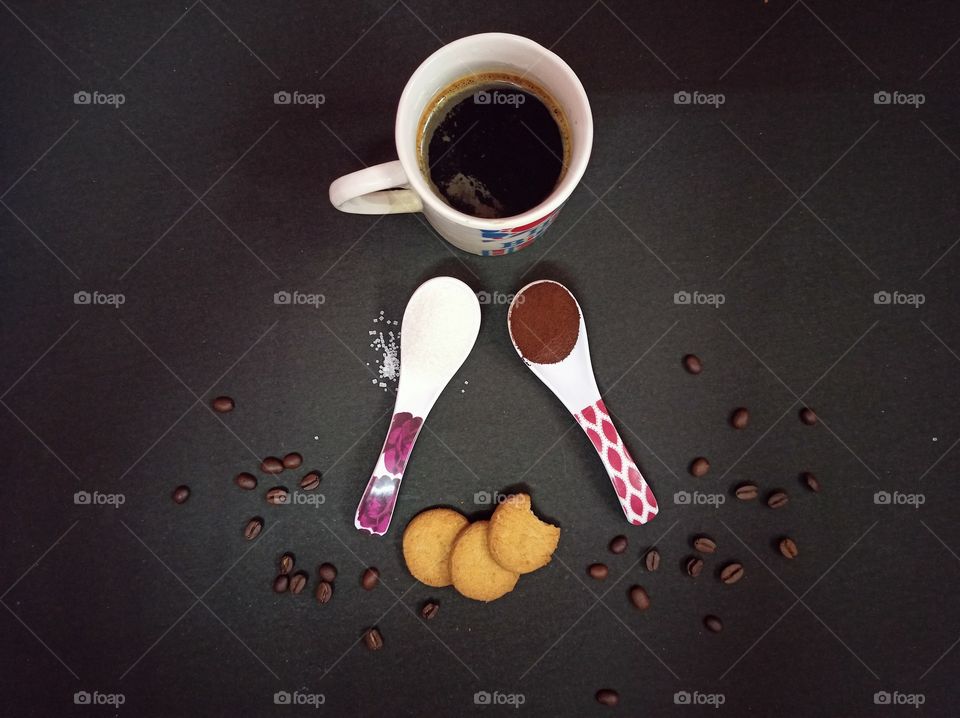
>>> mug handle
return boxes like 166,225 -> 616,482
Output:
329,160 -> 423,214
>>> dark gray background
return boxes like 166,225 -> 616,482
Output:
2,1 -> 959,716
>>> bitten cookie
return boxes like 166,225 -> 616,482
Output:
402,508 -> 469,587
488,493 -> 560,574
450,521 -> 520,601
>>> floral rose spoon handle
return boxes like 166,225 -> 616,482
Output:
355,277 -> 481,536
355,411 -> 424,535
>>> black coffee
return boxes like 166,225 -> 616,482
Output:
418,73 -> 569,219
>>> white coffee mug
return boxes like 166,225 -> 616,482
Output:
328,33 -> 593,256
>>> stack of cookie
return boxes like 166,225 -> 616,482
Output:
402,494 -> 561,601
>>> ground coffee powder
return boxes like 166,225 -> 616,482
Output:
509,281 -> 580,364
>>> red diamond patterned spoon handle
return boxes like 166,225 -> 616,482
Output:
573,399 -> 658,525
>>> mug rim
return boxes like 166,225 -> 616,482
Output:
395,32 -> 593,230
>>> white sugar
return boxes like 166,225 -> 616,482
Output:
369,311 -> 401,391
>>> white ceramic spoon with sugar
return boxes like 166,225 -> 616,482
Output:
355,276 -> 481,536
508,280 -> 658,525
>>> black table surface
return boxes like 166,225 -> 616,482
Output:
2,1 -> 959,716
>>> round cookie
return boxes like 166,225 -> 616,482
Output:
450,521 -> 520,601
402,508 -> 469,587
488,493 -> 560,574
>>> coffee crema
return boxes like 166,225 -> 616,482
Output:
417,72 -> 571,219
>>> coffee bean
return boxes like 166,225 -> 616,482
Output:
628,585 -> 650,611
803,472 -> 820,492
800,407 -> 817,426
279,553 -> 294,575
731,407 -> 749,429
363,627 -> 383,651
266,487 -> 289,505
315,580 -> 333,604
299,472 -> 321,491
767,491 -> 789,509
260,456 -> 283,474
720,562 -> 744,584
595,689 -> 619,707
171,485 -> 190,504
704,615 -> 723,633
609,535 -> 628,554
735,483 -> 758,501
645,549 -> 661,572
243,517 -> 263,540
686,557 -> 704,578
588,563 -> 609,580
693,536 -> 717,554
361,567 -> 380,590
212,396 -> 234,413
779,538 -> 798,559
282,452 -> 302,470
272,574 -> 289,593
235,472 -> 257,490
289,572 -> 308,594
318,562 -> 337,582
420,601 -> 440,620
682,354 -> 703,375
690,457 -> 710,477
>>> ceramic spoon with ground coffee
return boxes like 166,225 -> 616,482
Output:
355,277 -> 481,536
508,280 -> 658,525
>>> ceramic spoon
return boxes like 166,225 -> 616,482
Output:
355,277 -> 481,536
508,280 -> 658,525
